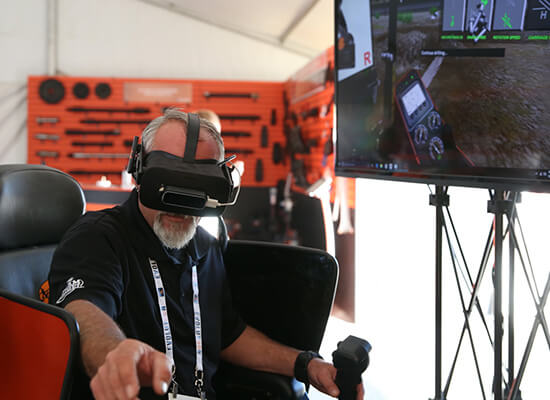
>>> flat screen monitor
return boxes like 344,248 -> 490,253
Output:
335,0 -> 550,191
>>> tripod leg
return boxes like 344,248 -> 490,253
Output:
443,223 -> 495,398
442,219 -> 487,399
507,273 -> 550,400
445,207 -> 495,346
507,224 -> 550,350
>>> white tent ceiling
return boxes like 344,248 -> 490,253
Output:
137,0 -> 335,58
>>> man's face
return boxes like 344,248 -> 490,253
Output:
138,120 -> 221,249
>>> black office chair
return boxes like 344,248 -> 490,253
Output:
216,240 -> 339,399
0,164 -> 85,399
0,164 -> 86,300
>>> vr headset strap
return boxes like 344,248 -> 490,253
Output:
184,113 -> 200,161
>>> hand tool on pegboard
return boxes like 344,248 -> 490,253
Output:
225,148 -> 254,156
67,106 -> 150,114
36,117 -> 59,125
320,96 -> 334,118
203,91 -> 259,100
36,150 -> 59,159
221,131 -> 252,138
300,107 -> 320,120
219,114 -> 261,122
289,111 -> 298,126
287,126 -> 310,154
66,128 -> 121,136
255,159 -> 264,182
324,61 -> 335,85
69,152 -> 130,159
94,82 -> 112,99
38,79 -> 65,104
272,142 -> 284,165
283,91 -> 290,122
69,169 -> 122,176
72,82 -> 90,99
80,118 -> 151,125
291,158 -> 308,188
260,125 -> 268,148
71,141 -> 114,147
34,133 -> 60,142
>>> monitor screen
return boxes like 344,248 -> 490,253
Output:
335,0 -> 550,191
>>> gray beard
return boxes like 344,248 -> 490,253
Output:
153,212 -> 198,249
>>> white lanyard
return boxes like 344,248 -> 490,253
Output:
149,258 -> 174,361
149,258 -> 206,399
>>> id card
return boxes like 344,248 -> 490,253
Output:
176,395 -> 201,400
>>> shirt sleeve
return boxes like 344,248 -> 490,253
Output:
48,216 -> 124,319
220,270 -> 247,349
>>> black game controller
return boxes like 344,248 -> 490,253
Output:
332,335 -> 371,400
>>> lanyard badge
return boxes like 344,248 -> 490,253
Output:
149,259 -> 207,400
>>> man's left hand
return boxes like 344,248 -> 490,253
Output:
307,358 -> 364,400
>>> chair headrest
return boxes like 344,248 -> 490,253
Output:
0,164 -> 86,250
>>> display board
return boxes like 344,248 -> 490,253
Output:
28,76 -> 286,188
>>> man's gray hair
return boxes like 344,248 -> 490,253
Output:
141,108 -> 224,160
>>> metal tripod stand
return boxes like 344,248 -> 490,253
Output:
430,186 -> 550,400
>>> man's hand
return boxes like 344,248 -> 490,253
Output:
65,300 -> 173,399
308,358 -> 365,400
90,338 -> 173,400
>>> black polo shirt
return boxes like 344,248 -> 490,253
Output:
49,190 -> 246,399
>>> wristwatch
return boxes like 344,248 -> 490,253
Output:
294,350 -> 323,385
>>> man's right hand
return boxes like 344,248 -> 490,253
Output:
90,338 -> 173,400
64,300 -> 173,400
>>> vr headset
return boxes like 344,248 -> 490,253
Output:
127,113 -> 238,217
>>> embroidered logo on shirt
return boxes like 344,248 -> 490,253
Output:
56,277 -> 85,304
39,280 -> 50,304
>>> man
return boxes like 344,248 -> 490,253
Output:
49,109 -> 364,400
196,109 -> 221,133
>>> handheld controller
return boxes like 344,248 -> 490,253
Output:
332,335 -> 372,400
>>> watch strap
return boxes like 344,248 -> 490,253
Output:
294,350 -> 323,386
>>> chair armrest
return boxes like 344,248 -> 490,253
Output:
215,361 -> 306,400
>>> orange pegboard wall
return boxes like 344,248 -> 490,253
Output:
28,76 -> 286,188
283,48 -> 355,209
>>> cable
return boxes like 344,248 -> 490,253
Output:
0,84 -> 26,107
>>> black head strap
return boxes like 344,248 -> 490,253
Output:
184,113 -> 200,161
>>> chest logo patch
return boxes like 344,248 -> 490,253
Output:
56,277 -> 85,304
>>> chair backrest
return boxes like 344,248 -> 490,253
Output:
0,164 -> 85,299
224,240 -> 338,351
0,288 -> 79,399
216,240 -> 339,399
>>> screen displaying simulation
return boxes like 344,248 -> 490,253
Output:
335,0 -> 550,190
